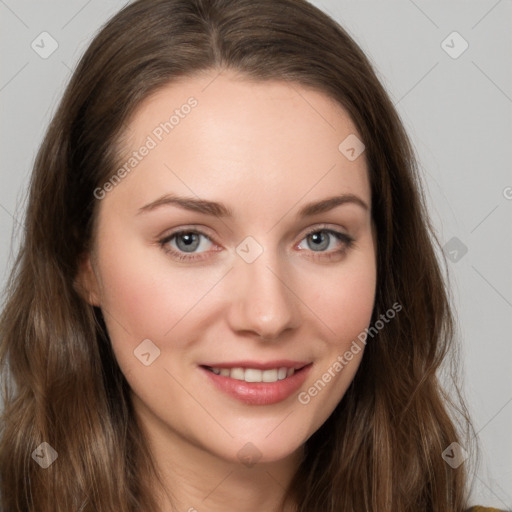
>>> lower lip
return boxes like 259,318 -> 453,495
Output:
199,364 -> 313,405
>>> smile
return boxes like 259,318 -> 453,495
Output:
199,363 -> 313,405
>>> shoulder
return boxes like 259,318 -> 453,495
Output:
466,507 -> 509,512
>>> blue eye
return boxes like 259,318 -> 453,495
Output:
159,230 -> 215,261
298,228 -> 354,254
158,227 -> 354,262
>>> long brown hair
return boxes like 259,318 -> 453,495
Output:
0,0 -> 474,510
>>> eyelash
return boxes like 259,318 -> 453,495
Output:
158,225 -> 355,263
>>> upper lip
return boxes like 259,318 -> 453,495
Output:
200,360 -> 311,370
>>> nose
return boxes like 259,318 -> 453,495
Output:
227,247 -> 301,341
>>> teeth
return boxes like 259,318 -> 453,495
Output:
230,367 -> 245,380
208,366 -> 295,383
261,369 -> 277,382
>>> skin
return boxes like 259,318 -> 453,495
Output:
78,69 -> 377,512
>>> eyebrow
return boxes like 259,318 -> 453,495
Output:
137,193 -> 369,218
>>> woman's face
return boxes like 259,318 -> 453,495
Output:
81,70 -> 376,466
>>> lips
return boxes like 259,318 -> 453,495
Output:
199,362 -> 313,405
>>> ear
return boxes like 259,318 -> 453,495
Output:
74,252 -> 102,307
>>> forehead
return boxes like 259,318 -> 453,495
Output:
107,70 -> 370,216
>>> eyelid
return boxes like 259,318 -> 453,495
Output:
156,223 -> 215,239
299,222 -> 350,239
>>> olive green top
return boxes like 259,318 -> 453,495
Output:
466,507 -> 508,512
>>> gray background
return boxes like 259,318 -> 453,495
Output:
1,0 -> 511,508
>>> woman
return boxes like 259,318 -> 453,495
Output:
0,0 -> 502,510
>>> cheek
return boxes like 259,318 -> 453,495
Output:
296,251 -> 376,425
313,250 -> 377,349
98,252 -> 174,336
92,226 -> 199,366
